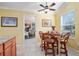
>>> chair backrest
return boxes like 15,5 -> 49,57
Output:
39,31 -> 43,37
39,31 -> 43,39
50,33 -> 58,42
42,32 -> 50,40
64,32 -> 70,43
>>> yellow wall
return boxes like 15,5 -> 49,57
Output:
0,9 -> 55,45
0,9 -> 25,45
55,2 -> 79,50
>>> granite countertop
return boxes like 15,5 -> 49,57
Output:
0,35 -> 15,44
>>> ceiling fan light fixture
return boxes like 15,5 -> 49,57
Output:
45,11 -> 48,14
38,2 -> 56,13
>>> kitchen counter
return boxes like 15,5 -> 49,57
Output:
0,35 -> 15,44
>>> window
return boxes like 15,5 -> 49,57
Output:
61,10 -> 75,38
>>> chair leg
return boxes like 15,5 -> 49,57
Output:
60,42 -> 68,56
57,42 -> 59,54
40,43 -> 44,51
52,44 -> 55,56
45,51 -> 47,56
54,42 -> 59,55
44,42 -> 46,50
66,50 -> 68,56
64,43 -> 68,56
44,42 -> 48,56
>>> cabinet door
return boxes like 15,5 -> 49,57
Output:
3,38 -> 12,56
0,52 -> 3,56
4,46 -> 12,56
3,36 -> 16,56
0,44 -> 3,56
12,45 -> 16,56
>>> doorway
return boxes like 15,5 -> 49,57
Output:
24,16 -> 36,39
22,16 -> 45,56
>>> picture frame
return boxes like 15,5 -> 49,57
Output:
42,19 -> 52,27
1,17 -> 18,27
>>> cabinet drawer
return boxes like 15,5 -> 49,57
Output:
3,40 -> 12,49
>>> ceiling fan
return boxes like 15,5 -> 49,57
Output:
38,2 -> 56,13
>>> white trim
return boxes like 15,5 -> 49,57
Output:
22,15 -> 25,46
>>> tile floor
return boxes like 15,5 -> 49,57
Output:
17,37 -> 79,56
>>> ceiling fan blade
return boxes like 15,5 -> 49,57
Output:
50,3 -> 56,7
38,9 -> 46,12
49,9 -> 56,11
40,4 -> 45,8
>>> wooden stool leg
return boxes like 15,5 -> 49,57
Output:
41,45 -> 43,51
52,44 -> 55,56
44,42 -> 48,56
66,50 -> 68,56
45,45 -> 47,56
57,42 -> 59,54
60,42 -> 68,56
64,43 -> 68,56
43,42 -> 45,50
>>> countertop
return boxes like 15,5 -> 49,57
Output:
0,35 -> 15,44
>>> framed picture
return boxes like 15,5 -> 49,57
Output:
1,17 -> 18,27
42,19 -> 52,27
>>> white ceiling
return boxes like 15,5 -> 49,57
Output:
0,2 -> 63,12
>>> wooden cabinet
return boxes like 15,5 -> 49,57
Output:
0,36 -> 16,56
3,36 -> 16,56
0,44 -> 3,56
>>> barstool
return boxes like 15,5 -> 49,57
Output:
60,33 -> 70,56
42,32 -> 55,56
50,34 -> 59,55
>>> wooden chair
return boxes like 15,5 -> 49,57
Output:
42,32 -> 55,56
60,32 -> 70,56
